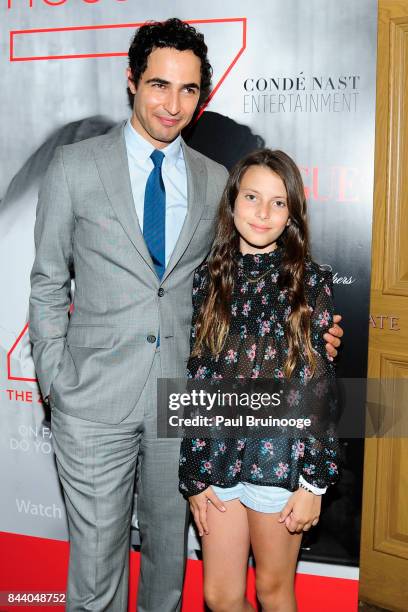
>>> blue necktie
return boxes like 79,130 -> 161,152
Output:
143,149 -> 166,279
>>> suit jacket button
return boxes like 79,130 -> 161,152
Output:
158,288 -> 165,297
147,334 -> 156,344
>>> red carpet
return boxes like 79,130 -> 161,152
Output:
0,532 -> 358,611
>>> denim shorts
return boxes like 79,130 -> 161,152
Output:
211,482 -> 293,513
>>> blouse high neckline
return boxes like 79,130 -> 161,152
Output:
238,246 -> 283,276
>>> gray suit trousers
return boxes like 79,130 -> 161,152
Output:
51,350 -> 189,611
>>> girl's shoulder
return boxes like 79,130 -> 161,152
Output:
193,260 -> 209,283
192,261 -> 210,299
304,259 -> 333,290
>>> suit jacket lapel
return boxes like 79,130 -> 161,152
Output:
93,122 -> 157,276
161,141 -> 207,283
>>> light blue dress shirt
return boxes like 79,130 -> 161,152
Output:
124,119 -> 188,268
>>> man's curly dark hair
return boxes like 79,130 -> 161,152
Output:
127,18 -> 212,109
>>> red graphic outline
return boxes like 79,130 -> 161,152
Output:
9,18 -> 247,61
9,18 -> 246,119
7,18 -> 247,382
7,322 -> 37,382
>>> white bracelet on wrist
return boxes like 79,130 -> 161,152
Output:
299,475 -> 327,495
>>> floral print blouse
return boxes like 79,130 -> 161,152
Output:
178,247 -> 339,498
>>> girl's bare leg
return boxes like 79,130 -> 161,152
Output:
247,508 -> 302,612
201,499 -> 255,612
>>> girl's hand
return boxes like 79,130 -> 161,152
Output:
278,488 -> 322,533
324,314 -> 343,360
188,487 -> 226,536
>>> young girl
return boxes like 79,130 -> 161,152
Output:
179,149 -> 339,612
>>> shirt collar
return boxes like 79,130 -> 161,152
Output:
124,118 -> 183,167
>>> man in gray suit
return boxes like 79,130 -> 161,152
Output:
29,18 -> 342,612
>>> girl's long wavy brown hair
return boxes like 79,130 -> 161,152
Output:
191,149 -> 317,378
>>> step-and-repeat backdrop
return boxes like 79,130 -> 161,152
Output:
1,0 -> 377,576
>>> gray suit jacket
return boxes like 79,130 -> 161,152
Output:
29,123 -> 228,423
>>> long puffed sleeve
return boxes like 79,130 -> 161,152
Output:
179,264 -> 213,498
299,268 -> 340,491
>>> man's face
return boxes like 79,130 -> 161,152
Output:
127,47 -> 201,148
